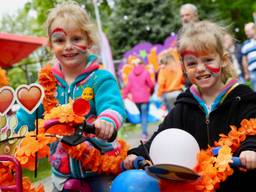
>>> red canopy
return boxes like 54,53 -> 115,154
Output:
0,33 -> 47,68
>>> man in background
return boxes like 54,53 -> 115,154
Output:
241,22 -> 256,91
180,3 -> 199,26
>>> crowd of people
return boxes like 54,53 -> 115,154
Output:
1,1 -> 256,192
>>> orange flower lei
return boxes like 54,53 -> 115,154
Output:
160,118 -> 256,192
38,64 -> 58,113
15,100 -> 129,175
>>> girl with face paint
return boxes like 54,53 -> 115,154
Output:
123,21 -> 256,192
15,2 -> 126,192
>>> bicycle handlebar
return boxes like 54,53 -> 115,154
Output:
60,121 -> 117,146
121,156 -> 151,171
44,120 -> 117,146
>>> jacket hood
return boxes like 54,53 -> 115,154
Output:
175,84 -> 256,107
52,55 -> 99,86
133,65 -> 145,76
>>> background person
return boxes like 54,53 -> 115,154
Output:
123,57 -> 154,143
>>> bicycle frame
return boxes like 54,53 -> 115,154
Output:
0,155 -> 23,192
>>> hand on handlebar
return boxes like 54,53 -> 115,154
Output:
122,154 -> 138,170
94,119 -> 116,141
239,150 -> 256,170
122,154 -> 152,170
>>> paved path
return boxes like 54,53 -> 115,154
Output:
35,123 -> 159,191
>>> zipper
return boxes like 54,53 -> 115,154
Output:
205,115 -> 210,145
198,104 -> 211,145
65,86 -> 71,103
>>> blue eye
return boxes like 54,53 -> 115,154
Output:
52,38 -> 65,43
72,36 -> 83,42
186,61 -> 197,67
203,58 -> 214,64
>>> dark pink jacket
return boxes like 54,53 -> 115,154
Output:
123,65 -> 154,103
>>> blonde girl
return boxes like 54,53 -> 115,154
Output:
123,21 -> 256,192
16,1 -> 125,192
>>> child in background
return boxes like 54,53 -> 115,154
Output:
123,57 -> 154,143
157,49 -> 185,111
123,21 -> 256,191
15,2 -> 125,191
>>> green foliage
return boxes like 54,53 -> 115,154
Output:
106,0 -> 256,59
23,158 -> 51,182
7,67 -> 27,89
107,0 -> 180,59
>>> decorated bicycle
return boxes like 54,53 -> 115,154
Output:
0,75 -> 129,192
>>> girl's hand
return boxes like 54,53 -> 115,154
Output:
239,150 -> 256,170
123,154 -> 138,170
94,119 -> 115,140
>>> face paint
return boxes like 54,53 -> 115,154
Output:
73,44 -> 87,54
182,51 -> 221,75
51,28 -> 67,42
204,64 -> 220,74
51,28 -> 67,36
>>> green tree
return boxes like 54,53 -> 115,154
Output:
107,0 -> 256,59
107,0 -> 181,59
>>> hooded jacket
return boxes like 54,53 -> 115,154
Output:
15,55 -> 126,188
129,83 -> 256,192
123,65 -> 154,103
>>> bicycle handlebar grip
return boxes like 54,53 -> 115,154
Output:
231,157 -> 242,167
133,156 -> 146,169
120,161 -> 127,171
83,123 -> 96,134
83,123 -> 117,142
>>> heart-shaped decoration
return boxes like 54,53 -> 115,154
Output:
0,86 -> 15,115
15,84 -> 44,114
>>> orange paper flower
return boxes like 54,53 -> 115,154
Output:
38,64 -> 58,113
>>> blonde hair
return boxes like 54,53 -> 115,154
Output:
45,1 -> 98,47
177,20 -> 237,82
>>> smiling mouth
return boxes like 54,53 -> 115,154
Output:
63,53 -> 79,58
196,74 -> 211,80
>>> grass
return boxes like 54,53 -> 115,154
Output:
23,158 -> 51,182
118,123 -> 140,139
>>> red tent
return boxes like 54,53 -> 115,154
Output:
0,33 -> 47,68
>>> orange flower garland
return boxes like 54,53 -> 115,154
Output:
15,100 -> 129,175
38,64 -> 58,113
160,118 -> 256,192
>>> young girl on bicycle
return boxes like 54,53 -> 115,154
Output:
123,21 -> 256,191
15,2 -> 125,191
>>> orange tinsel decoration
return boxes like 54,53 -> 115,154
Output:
160,118 -> 256,192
